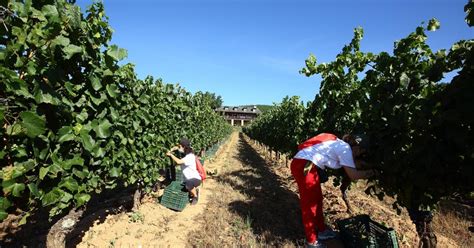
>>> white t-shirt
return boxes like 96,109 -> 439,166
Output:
294,138 -> 356,170
180,153 -> 202,180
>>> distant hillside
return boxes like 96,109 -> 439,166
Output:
255,105 -> 274,113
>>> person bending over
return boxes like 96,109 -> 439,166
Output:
291,133 -> 375,248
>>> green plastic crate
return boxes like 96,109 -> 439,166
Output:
337,215 -> 399,248
160,184 -> 189,211
174,167 -> 184,182
166,181 -> 186,191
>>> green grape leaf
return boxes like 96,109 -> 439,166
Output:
72,168 -> 88,179
20,111 -> 46,138
106,45 -> 128,61
0,211 -> 7,221
42,189 -> 62,206
74,193 -> 91,207
90,76 -> 102,91
94,119 -> 112,138
63,44 -> 83,59
3,182 -> 26,197
42,5 -> 59,18
109,167 -> 120,178
59,177 -> 79,192
80,130 -> 96,152
62,156 -> 84,170
51,35 -> 70,47
57,126 -> 75,143
28,183 -> 40,197
106,84 -> 119,98
0,197 -> 12,210
39,167 -> 49,180
18,213 -> 30,226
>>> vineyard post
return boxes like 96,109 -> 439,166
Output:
409,210 -> 437,248
46,208 -> 84,248
132,184 -> 142,212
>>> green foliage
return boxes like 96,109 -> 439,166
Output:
355,22 -> 474,210
244,13 -> 474,212
244,96 -> 306,156
255,105 -> 274,113
301,27 -> 371,138
197,91 -> 223,110
128,211 -> 144,223
466,0 -> 474,26
0,0 -> 231,222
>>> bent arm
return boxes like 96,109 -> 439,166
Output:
168,153 -> 184,165
166,146 -> 185,164
342,166 -> 375,181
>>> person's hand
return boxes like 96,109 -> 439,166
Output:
166,151 -> 173,157
170,146 -> 179,151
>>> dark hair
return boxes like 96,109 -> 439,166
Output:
179,138 -> 193,154
179,138 -> 191,148
184,146 -> 194,154
343,134 -> 370,150
342,134 -> 357,146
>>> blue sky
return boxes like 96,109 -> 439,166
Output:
76,0 -> 472,106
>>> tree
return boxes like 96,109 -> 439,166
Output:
198,91 -> 223,109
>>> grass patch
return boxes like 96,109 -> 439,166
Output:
128,211 -> 144,223
433,202 -> 473,247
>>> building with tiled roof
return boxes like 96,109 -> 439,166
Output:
215,105 -> 262,126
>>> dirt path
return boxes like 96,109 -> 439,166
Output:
76,131 -> 463,247
188,132 -> 307,247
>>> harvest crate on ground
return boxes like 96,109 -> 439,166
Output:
160,182 -> 189,211
336,215 -> 399,248
174,167 -> 184,183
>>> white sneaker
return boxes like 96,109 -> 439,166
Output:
318,229 -> 337,240
306,241 -> 326,248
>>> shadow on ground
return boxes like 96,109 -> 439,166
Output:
216,133 -> 304,244
0,186 -> 135,248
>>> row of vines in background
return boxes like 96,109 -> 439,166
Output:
0,0 -> 232,226
245,1 -> 473,246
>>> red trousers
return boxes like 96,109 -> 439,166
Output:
290,158 -> 326,243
